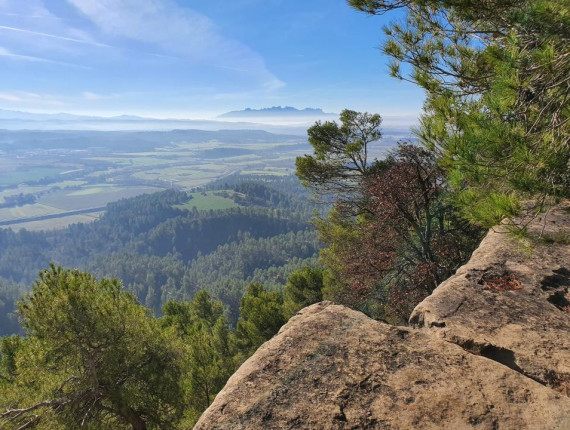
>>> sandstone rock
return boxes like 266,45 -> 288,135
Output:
410,202 -> 570,391
196,203 -> 570,429
195,302 -> 570,429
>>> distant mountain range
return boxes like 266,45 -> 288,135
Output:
0,107 -> 337,123
0,109 -> 316,135
0,109 -> 148,122
0,108 -> 413,133
218,107 -> 337,119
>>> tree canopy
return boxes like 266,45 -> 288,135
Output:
0,267 -> 295,429
1,265 -> 186,430
350,0 -> 570,226
293,0 -> 569,322
283,266 -> 324,318
302,142 -> 481,321
233,283 -> 286,360
296,109 -> 382,210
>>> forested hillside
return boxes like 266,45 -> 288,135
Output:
0,175 -> 320,334
0,175 -> 328,429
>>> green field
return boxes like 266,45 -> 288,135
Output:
86,156 -> 188,167
0,203 -> 62,222
0,129 -> 312,230
38,186 -> 163,211
1,212 -> 104,232
0,185 -> 52,201
0,186 -> 163,224
241,168 -> 292,176
49,180 -> 89,188
176,191 -> 239,211
0,167 -> 65,187
132,167 -> 230,188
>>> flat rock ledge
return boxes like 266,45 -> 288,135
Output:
196,303 -> 569,429
410,202 -> 570,391
196,204 -> 570,430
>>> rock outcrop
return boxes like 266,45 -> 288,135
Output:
196,204 -> 570,429
410,202 -> 570,391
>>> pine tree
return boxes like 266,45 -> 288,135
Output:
233,284 -> 285,361
350,0 -> 570,226
283,266 -> 324,318
0,265 -> 186,430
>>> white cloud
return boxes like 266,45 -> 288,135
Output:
0,25 -> 110,47
0,91 -> 66,107
0,93 -> 22,102
0,0 -> 50,18
81,91 -> 122,100
82,91 -> 104,100
66,0 -> 283,88
0,44 -> 89,68
0,0 -> 112,63
0,89 -> 131,111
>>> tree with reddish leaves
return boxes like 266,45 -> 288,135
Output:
300,127 -> 482,322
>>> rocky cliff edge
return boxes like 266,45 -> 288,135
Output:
195,203 -> 570,429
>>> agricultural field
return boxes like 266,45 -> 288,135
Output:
0,203 -> 62,222
176,191 -> 240,211
38,185 -> 162,211
3,212 -> 104,232
0,167 -> 66,187
0,128 -> 405,230
0,129 -> 313,230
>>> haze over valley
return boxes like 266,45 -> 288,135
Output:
0,123 -> 408,231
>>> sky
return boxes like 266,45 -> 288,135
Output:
0,0 -> 424,122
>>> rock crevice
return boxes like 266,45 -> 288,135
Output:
410,202 -> 570,392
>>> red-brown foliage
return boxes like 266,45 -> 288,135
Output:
328,145 -> 482,322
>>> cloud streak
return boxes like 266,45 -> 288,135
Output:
0,45 -> 90,68
0,25 -> 111,47
0,11 -> 65,20
66,0 -> 283,89
0,91 -> 66,107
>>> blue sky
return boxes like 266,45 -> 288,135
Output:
0,0 -> 424,122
